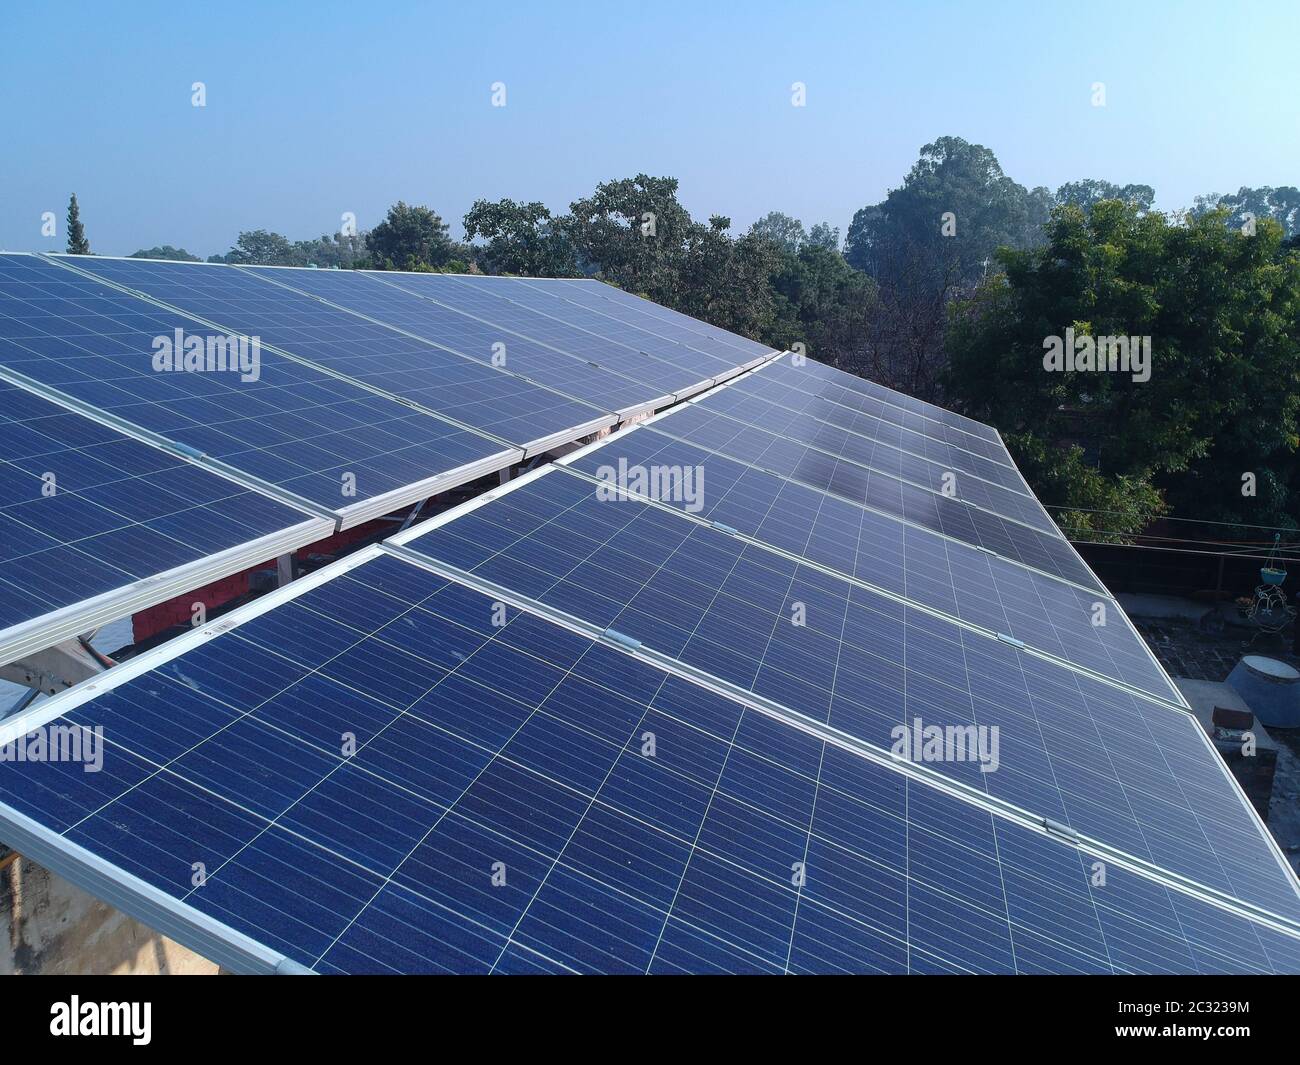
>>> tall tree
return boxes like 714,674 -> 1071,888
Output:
463,199 -> 577,276
367,201 -> 454,271
65,194 -> 90,254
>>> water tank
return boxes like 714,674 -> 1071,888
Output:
1225,655 -> 1300,728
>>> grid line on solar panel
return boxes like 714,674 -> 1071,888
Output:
0,254 -> 519,513
693,386 -> 1059,535
757,355 -> 1010,459
3,548 -> 1295,972
364,270 -> 744,389
238,265 -> 685,415
556,428 -> 1180,704
447,274 -> 771,375
392,469 -> 1300,925
49,254 -> 617,452
644,398 -> 1106,593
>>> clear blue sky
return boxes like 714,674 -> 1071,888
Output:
3,0 -> 1296,258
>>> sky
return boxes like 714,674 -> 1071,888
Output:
2,0 -> 1297,259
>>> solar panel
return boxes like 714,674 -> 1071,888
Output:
758,356 -> 1011,462
768,354 -> 1003,443
523,277 -> 779,364
0,254 -> 518,523
2,547 -> 1295,973
57,255 -> 615,452
730,367 -> 1031,491
392,467 -> 1300,924
239,267 -> 683,413
370,272 -> 745,387
649,398 -> 1103,591
0,378 -> 332,665
451,274 -> 774,373
559,425 -> 1178,702
693,384 -> 1057,534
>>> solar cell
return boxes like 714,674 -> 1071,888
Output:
58,255 -> 615,451
560,426 -> 1178,702
393,468 -> 1300,924
1,547 -> 1293,973
0,254 -> 518,520
0,378 -> 331,664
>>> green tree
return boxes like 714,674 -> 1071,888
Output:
1054,180 -> 1155,213
807,222 -> 840,252
1192,186 -> 1300,239
945,202 -> 1300,536
764,244 -> 875,366
129,245 -> 201,261
367,202 -> 454,271
748,211 -> 807,254
463,199 -> 577,276
211,229 -> 296,265
563,174 -> 699,306
66,194 -> 90,254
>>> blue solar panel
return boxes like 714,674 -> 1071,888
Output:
241,267 -> 683,411
58,255 -> 611,448
650,399 -> 1103,591
398,469 -> 1300,924
371,272 -> 744,383
563,427 -> 1178,702
0,254 -> 512,510
693,385 -> 1057,533
0,379 -> 322,644
2,550 -> 1293,972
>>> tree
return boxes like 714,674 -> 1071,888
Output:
129,245 -> 201,261
765,243 -> 875,366
807,222 -> 840,252
1054,180 -> 1155,213
211,229 -> 296,265
463,198 -> 577,276
366,202 -> 454,271
66,194 -> 90,254
748,212 -> 808,254
563,174 -> 699,306
844,137 -> 1049,287
1192,187 -> 1300,239
945,202 -> 1300,535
